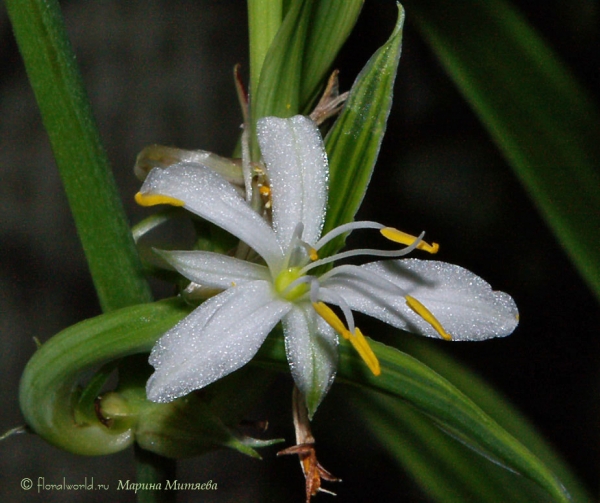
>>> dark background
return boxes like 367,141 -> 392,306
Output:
1,1 -> 598,501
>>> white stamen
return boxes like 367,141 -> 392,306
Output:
300,232 -> 426,274
284,223 -> 310,269
313,221 -> 385,250
241,126 -> 253,203
317,287 -> 357,335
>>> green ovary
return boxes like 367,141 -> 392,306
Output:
274,267 -> 310,301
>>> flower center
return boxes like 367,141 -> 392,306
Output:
274,267 -> 310,301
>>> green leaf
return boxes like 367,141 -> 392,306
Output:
21,296 -> 573,501
321,4 -> 405,256
19,298 -> 191,455
250,0 -> 363,157
5,0 -> 152,311
247,0 -> 283,105
19,298 -> 280,459
252,0 -> 314,125
254,338 -> 572,503
394,338 -> 592,502
407,0 -> 600,301
300,0 -> 364,108
350,390 -> 549,502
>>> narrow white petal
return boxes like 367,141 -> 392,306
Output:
282,304 -> 338,417
155,249 -> 270,289
140,163 -> 283,269
322,258 -> 519,341
147,281 -> 291,402
257,116 -> 328,247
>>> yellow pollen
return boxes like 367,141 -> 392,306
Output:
380,227 -> 439,254
405,295 -> 452,341
309,248 -> 319,261
312,302 -> 381,376
259,185 -> 271,196
135,192 -> 185,207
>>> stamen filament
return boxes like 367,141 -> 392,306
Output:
312,302 -> 381,376
381,227 -> 439,254
313,221 -> 384,250
300,232 -> 426,275
241,126 -> 253,203
405,295 -> 452,341
316,287 -> 356,334
135,192 -> 185,207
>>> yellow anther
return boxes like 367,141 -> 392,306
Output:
405,295 -> 452,341
380,227 -> 439,254
312,302 -> 381,376
259,185 -> 271,196
348,327 -> 381,376
135,192 -> 185,207
309,248 -> 319,261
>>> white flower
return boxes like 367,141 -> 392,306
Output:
136,115 -> 519,415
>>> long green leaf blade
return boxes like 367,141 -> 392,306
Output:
247,0 -> 283,105
322,4 -> 405,255
351,389 -> 555,502
407,0 -> 600,300
397,339 -> 591,502
252,0 -> 313,123
256,337 -> 572,502
5,0 -> 152,311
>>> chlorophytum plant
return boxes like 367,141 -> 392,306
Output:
5,0 -> 599,502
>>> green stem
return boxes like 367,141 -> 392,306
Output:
5,0 -> 169,498
247,0 -> 283,108
5,0 -> 152,312
134,445 -> 177,503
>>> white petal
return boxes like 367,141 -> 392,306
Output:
155,249 -> 270,289
257,116 -> 328,247
140,163 -> 283,269
282,304 -> 338,417
322,258 -> 519,341
147,281 -> 291,402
